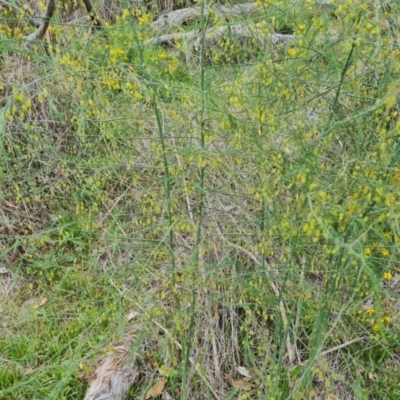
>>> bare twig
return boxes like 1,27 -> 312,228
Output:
291,336 -> 366,370
320,336 -> 366,357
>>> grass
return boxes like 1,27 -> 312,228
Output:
1,0 -> 400,398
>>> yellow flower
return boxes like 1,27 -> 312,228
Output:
366,308 -> 375,316
381,248 -> 389,257
364,248 -> 372,256
383,272 -> 393,280
372,323 -> 380,332
15,93 -> 24,103
383,316 -> 392,325
134,92 -> 143,101
122,9 -> 130,20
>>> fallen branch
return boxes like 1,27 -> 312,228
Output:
148,22 -> 294,50
154,2 -> 261,29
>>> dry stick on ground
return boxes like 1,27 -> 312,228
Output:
148,23 -> 294,50
290,336 -> 366,372
109,279 -> 222,400
154,2 -> 262,29
0,0 -> 41,28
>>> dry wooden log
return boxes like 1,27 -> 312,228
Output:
84,328 -> 140,400
148,22 -> 294,50
84,357 -> 139,400
154,2 -> 261,29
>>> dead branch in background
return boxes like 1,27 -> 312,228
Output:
150,3 -> 294,53
82,0 -> 103,29
24,0 -> 56,41
154,2 -> 262,29
149,23 -> 294,50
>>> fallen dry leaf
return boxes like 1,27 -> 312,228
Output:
237,366 -> 255,379
145,378 -> 167,399
22,297 -> 48,310
225,374 -> 253,390
3,200 -> 18,209
327,394 -> 340,400
32,297 -> 48,309
24,367 -> 34,374
126,310 -> 138,322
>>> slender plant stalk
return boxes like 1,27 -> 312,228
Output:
181,1 -> 209,398
153,98 -> 180,312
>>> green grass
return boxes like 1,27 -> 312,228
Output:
1,0 -> 400,398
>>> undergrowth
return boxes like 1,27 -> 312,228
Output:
1,0 -> 400,399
